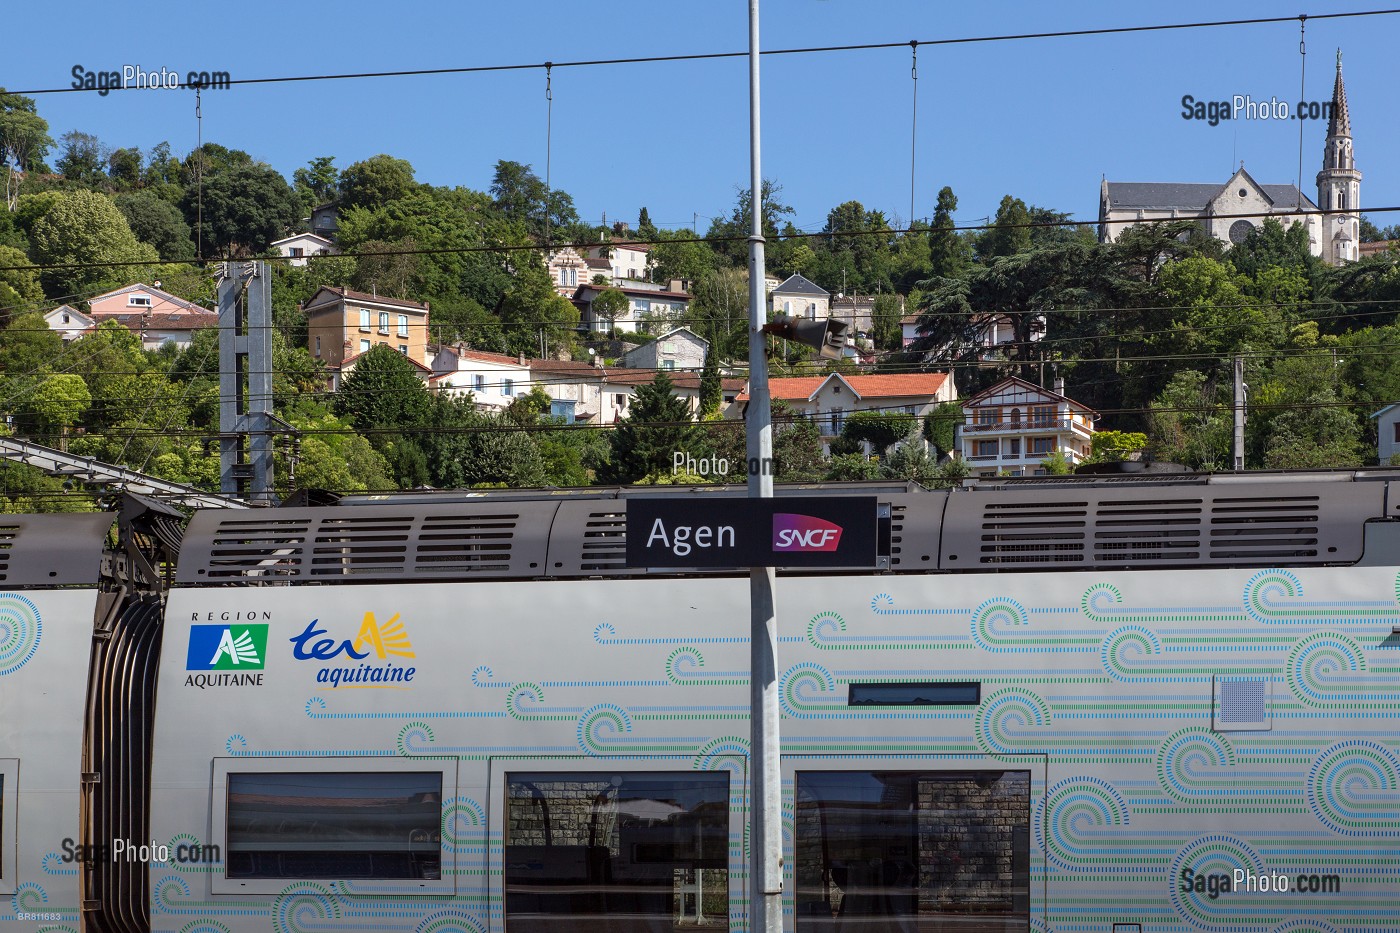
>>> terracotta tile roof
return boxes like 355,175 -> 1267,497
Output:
338,349 -> 433,373
304,286 -> 429,312
448,347 -> 525,367
102,311 -> 220,331
737,372 -> 949,402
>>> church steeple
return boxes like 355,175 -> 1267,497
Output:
1316,49 -> 1361,264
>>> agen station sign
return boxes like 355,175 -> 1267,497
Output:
624,497 -> 879,568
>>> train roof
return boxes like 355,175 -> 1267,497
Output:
174,469 -> 1400,585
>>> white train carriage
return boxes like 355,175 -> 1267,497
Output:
92,473 -> 1400,932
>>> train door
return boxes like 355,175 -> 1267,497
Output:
787,754 -> 1046,933
490,756 -> 739,933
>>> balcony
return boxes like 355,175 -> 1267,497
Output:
964,418 -> 1077,433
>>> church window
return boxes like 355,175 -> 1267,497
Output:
1238,188 -> 1247,198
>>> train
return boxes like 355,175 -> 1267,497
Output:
1,469 -> 1398,933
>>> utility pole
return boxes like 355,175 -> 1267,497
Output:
1233,355 -> 1247,471
218,261 -> 276,503
745,2 -> 781,932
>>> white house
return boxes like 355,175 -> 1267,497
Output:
42,304 -> 95,342
960,376 -> 1097,477
572,283 -> 691,335
618,327 -> 708,372
1374,402 -> 1400,464
271,232 -> 336,267
430,347 -> 533,412
903,310 -> 1045,356
737,372 -> 955,439
587,242 -> 651,282
769,273 -> 829,319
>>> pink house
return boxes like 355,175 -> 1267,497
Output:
87,283 -> 218,350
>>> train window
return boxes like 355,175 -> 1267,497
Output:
225,771 -> 443,881
504,771 -> 728,932
848,682 -> 981,706
795,770 -> 1030,931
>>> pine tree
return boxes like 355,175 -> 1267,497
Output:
637,206 -> 657,240
699,346 -> 722,418
604,372 -> 700,482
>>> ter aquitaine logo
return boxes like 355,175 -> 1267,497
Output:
187,624 -> 269,671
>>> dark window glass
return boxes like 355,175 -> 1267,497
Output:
848,682 -> 981,706
795,771 -> 1030,933
505,771 -> 728,933
226,771 -> 441,879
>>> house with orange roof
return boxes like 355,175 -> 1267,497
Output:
87,283 -> 219,350
960,375 -> 1098,477
736,371 -> 955,440
304,286 -> 430,389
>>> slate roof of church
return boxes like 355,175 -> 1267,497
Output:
1104,182 -> 1318,212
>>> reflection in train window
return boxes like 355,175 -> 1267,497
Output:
504,771 -> 728,933
795,770 -> 1030,933
226,771 -> 441,879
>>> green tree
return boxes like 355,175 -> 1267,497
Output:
841,410 -> 915,453
339,154 -> 415,211
107,147 -> 143,188
591,288 -> 629,333
186,161 -> 299,253
927,186 -> 972,279
1039,451 -> 1073,475
637,206 -> 657,239
1,90 -> 54,210
293,156 -> 339,210
497,263 -> 579,358
55,130 -> 106,185
871,293 -> 902,350
603,372 -> 701,482
705,179 -> 793,267
0,245 -> 44,317
334,344 -> 433,440
115,190 -> 194,260
489,160 -> 577,239
880,443 -> 940,483
772,400 -> 825,482
698,347 -> 722,419
1085,429 -> 1148,463
25,374 -> 90,444
975,195 -> 1032,260
922,401 -> 962,458
1146,370 -> 1231,470
29,191 -> 159,295
649,230 -> 717,284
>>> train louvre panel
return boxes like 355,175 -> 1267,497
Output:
0,513 -> 116,932
148,474 -> 1400,933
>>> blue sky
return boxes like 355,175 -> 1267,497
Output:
7,1 -> 1398,236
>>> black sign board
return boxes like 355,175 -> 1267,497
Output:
624,496 -> 878,568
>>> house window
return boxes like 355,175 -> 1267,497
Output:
129,295 -> 152,307
359,309 -> 371,331
808,302 -> 817,319
975,439 -> 998,458
1393,422 -> 1400,442
398,345 -> 408,355
1009,438 -> 1021,455
663,360 -> 675,370
314,336 -> 321,356
977,408 -> 1000,426
1009,407 -> 1022,425
784,300 -> 791,313
904,405 -> 916,416
289,247 -> 304,258
615,394 -> 627,407
1031,437 -> 1055,454
1031,406 -> 1054,427
473,375 -> 485,391
397,315 -> 408,337
502,378 -> 514,396
360,339 -> 370,353
830,408 -> 845,435
378,311 -> 390,334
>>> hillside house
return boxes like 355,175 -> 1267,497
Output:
960,376 -> 1097,477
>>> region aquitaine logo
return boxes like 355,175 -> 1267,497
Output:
186,624 -> 269,671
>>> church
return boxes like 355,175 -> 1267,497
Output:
1098,52 -> 1361,266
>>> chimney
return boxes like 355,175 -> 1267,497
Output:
1054,376 -> 1066,396
518,352 -> 526,365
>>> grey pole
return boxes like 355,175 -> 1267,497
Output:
745,1 -> 782,931
1233,355 -> 1246,471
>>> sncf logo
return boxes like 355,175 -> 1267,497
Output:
772,513 -> 844,552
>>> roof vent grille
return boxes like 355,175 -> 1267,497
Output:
1209,496 -> 1320,559
413,512 -> 518,575
580,509 -> 627,571
1093,498 -> 1203,562
978,501 -> 1087,564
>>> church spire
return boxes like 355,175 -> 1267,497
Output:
1327,49 -> 1351,142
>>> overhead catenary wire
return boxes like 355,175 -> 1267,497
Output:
7,8 -> 1399,97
